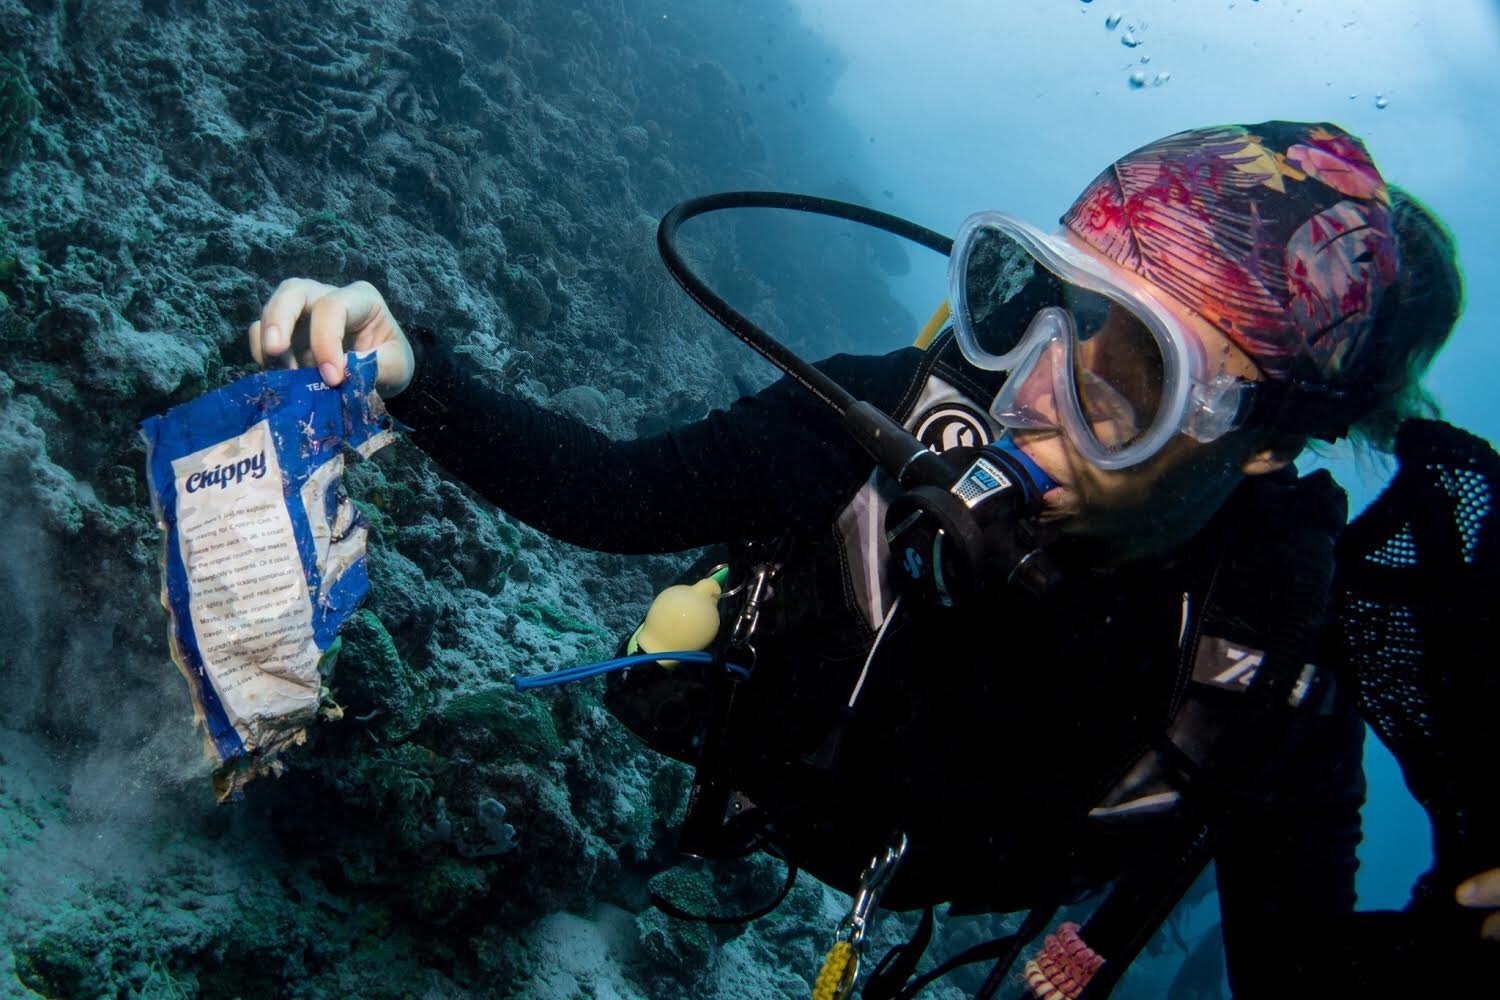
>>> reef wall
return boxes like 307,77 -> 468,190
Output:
0,0 -> 935,996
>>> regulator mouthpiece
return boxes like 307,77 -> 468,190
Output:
885,437 -> 1061,607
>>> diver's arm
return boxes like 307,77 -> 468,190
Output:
1213,694 -> 1367,997
384,327 -> 923,553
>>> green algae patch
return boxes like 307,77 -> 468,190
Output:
337,609 -> 426,740
514,598 -> 606,639
637,867 -> 718,986
13,933 -> 92,999
354,496 -> 397,541
437,686 -> 562,762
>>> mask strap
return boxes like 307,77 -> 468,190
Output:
1249,379 -> 1370,443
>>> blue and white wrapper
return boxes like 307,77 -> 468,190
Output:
141,353 -> 395,801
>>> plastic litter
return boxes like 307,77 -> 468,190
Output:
141,352 -> 394,800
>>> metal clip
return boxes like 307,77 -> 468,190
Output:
834,832 -> 908,949
727,562 -> 777,647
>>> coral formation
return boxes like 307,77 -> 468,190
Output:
0,54 -> 36,173
0,0 -> 928,996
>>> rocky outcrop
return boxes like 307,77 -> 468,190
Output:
0,0 -> 930,996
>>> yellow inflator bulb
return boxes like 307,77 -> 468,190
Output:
633,577 -> 723,667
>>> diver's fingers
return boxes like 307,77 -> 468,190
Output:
260,278 -> 336,359
308,281 -> 395,387
248,316 -> 301,370
371,337 -> 415,397
307,296 -> 350,386
1483,910 -> 1500,942
248,319 -> 266,367
1456,867 -> 1500,908
344,280 -> 399,351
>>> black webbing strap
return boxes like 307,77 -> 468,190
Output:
863,902 -> 1058,1000
862,907 -> 934,999
1003,472 -> 1342,999
1073,824 -> 1221,999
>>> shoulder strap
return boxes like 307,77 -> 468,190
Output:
1089,467 -> 1346,824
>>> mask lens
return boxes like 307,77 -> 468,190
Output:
1064,291 -> 1167,454
992,328 -> 1066,431
955,213 -> 1185,467
958,224 -> 1064,361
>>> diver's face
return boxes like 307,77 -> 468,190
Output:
1005,240 -> 1273,561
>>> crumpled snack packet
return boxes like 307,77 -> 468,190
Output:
141,352 -> 394,801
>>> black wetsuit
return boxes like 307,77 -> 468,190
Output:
386,336 -> 1367,997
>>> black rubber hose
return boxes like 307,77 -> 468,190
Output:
656,191 -> 954,418
657,191 -> 956,488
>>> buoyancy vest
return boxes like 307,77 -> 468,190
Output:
606,330 -> 1349,915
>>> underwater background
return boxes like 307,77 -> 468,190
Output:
0,0 -> 1495,997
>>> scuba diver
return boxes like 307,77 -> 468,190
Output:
247,121 -> 1498,997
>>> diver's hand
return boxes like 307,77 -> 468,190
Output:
1456,868 -> 1500,941
248,278 -> 415,397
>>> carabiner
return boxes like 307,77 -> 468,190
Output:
817,832 -> 908,999
728,561 -> 777,647
835,832 -> 909,949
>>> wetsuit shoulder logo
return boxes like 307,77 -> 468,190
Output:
912,403 -> 993,453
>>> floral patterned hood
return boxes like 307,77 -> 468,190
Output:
1061,121 -> 1399,382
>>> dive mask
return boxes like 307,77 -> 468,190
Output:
948,212 -> 1257,471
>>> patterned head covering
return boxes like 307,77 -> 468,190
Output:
1061,121 -> 1399,383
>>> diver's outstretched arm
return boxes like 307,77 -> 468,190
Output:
246,275 -> 924,554
383,321 -> 920,553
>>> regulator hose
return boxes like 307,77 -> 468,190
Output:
657,192 -> 956,490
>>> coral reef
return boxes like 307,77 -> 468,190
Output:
0,53 -> 35,174
0,0 -> 929,996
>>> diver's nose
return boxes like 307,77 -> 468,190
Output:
995,338 -> 1064,431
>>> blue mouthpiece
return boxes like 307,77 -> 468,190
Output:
989,436 -> 1058,504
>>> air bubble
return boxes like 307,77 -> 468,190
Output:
1129,70 -> 1149,88
1121,30 -> 1142,47
1140,54 -> 1151,63
1106,12 -> 1123,29
1152,71 -> 1172,86
1375,94 -> 1389,109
